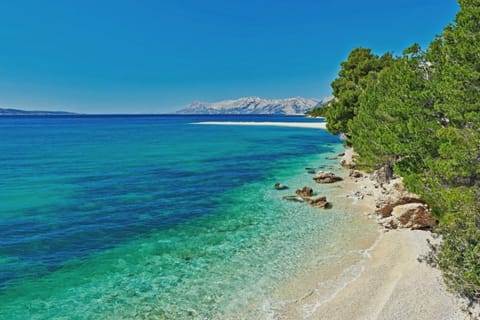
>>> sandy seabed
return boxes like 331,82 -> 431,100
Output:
194,122 -> 466,319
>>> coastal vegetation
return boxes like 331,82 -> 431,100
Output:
305,105 -> 328,118
312,0 -> 480,302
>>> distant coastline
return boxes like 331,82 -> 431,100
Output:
0,108 -> 77,116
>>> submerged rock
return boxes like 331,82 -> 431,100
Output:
283,188 -> 330,209
313,171 -> 343,184
274,183 -> 288,190
282,195 -> 305,202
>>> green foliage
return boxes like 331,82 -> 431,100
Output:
322,0 -> 480,302
349,47 -> 439,174
324,48 -> 393,136
431,202 -> 480,302
429,0 -> 480,130
424,2 -> 480,300
305,104 -> 330,117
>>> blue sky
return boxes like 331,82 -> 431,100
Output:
0,0 -> 459,113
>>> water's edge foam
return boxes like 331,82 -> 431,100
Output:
301,231 -> 383,318
258,149 -> 381,320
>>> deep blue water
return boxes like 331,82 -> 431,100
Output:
0,115 -> 372,319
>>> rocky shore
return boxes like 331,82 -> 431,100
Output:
271,146 -> 479,319
280,147 -> 471,320
328,148 -> 472,320
340,149 -> 438,231
279,147 -> 438,231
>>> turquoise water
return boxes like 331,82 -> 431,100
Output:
0,115 -> 376,319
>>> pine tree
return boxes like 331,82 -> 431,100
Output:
325,48 -> 393,137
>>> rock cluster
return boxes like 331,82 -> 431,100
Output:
282,185 -> 330,209
339,148 -> 438,230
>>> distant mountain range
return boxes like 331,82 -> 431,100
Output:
176,96 -> 332,115
0,108 -> 76,116
1,96 -> 334,116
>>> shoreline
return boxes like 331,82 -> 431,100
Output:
279,148 -> 466,319
192,121 -> 327,129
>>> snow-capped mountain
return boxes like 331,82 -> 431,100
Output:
176,97 -> 325,115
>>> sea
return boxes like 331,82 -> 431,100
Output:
0,115 -> 377,319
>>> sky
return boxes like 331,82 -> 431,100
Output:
0,0 -> 459,114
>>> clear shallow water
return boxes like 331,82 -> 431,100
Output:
0,115 -> 375,319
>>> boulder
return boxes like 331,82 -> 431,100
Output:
376,200 -> 437,230
391,203 -> 437,229
313,171 -> 343,184
296,186 -> 313,197
391,203 -> 425,219
306,195 -> 330,209
274,183 -> 288,190
376,197 -> 427,218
